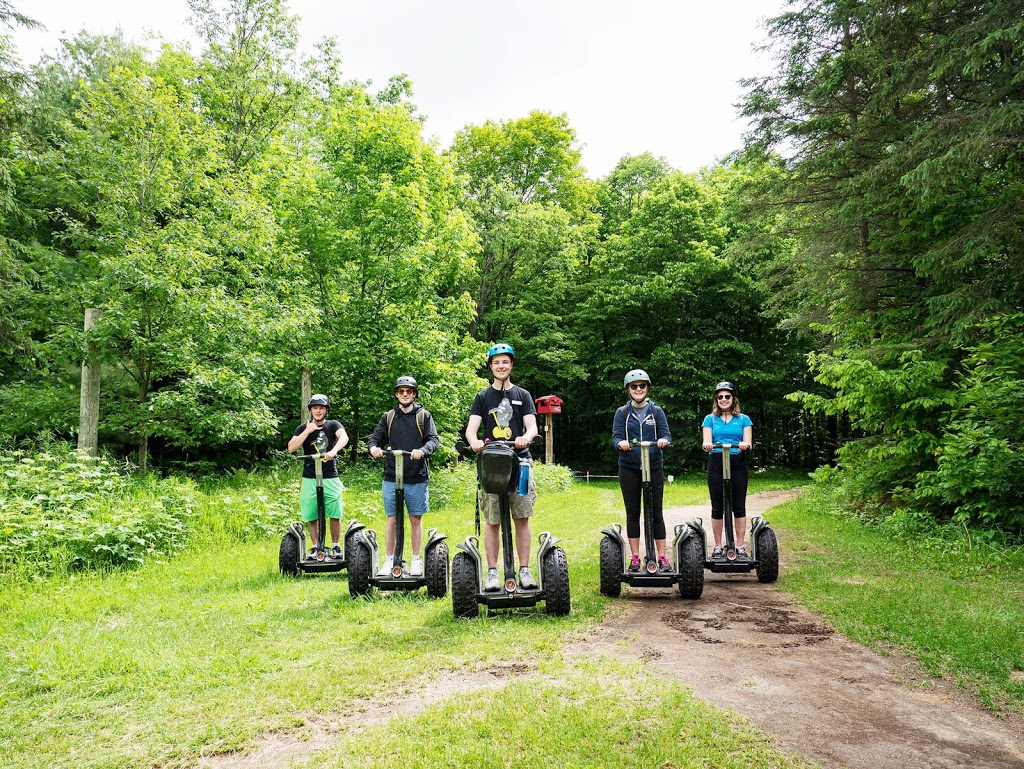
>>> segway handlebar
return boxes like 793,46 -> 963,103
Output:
711,442 -> 748,452
454,436 -> 543,457
292,452 -> 328,460
371,447 -> 416,457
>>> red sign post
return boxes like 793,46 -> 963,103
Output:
535,395 -> 564,464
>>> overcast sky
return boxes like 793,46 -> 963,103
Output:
9,1 -> 787,179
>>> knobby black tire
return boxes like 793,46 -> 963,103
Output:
677,535 -> 705,599
343,531 -> 359,566
279,534 -> 300,577
755,527 -> 780,583
543,547 -> 571,616
347,541 -> 373,598
451,552 -> 479,619
425,541 -> 449,599
598,536 -> 622,598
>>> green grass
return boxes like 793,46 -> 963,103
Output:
11,468 -> 1019,768
0,475 -> 812,769
322,658 -> 815,769
770,489 -> 1024,717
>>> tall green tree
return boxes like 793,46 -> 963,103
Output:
280,84 -> 480,456
447,111 -> 598,395
740,0 -> 1024,529
30,52 -> 297,468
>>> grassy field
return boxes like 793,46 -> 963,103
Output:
3,467 -> 1021,768
0,471 -> 816,769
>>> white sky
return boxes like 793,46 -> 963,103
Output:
8,1 -> 786,179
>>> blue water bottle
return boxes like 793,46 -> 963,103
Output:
517,460 -> 530,496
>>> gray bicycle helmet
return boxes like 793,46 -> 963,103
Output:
307,393 -> 330,409
714,381 -> 737,395
623,369 -> 651,388
394,376 -> 418,394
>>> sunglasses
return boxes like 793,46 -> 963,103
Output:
396,387 -> 415,395
628,383 -> 649,390
716,394 -> 733,400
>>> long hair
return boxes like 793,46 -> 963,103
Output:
712,395 -> 741,418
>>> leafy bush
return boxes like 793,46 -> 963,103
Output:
0,445 -> 196,574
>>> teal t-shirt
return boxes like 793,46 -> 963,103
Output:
702,413 -> 753,454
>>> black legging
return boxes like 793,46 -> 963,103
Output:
706,452 -> 748,519
619,465 -> 666,540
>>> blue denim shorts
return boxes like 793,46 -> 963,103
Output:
382,481 -> 429,517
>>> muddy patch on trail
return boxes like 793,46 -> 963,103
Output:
570,490 -> 1024,769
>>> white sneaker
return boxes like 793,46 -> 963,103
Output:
519,566 -> 538,590
484,568 -> 500,592
409,556 -> 422,576
377,556 -> 393,576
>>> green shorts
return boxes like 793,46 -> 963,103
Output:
481,462 -> 535,525
300,476 -> 344,522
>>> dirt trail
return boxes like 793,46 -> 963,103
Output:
570,489 -> 1024,769
203,489 -> 1024,769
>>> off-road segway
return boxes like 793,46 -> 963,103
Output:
279,450 -> 369,577
450,437 -> 570,618
676,442 -> 779,585
599,440 -> 705,599
347,448 -> 449,599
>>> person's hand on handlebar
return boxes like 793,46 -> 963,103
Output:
739,441 -> 751,451
410,448 -> 424,460
617,440 -> 631,452
369,446 -> 385,459
657,438 -> 669,449
702,440 -> 713,452
469,438 -> 485,453
323,449 -> 339,461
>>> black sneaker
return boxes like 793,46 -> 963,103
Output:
306,549 -> 318,561
331,545 -> 343,560
627,555 -> 641,572
711,546 -> 724,560
736,546 -> 748,559
658,556 -> 672,573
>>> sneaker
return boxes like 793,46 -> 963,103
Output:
736,546 -> 748,559
711,546 -> 724,560
306,549 -> 318,561
377,556 -> 394,576
658,556 -> 672,573
331,545 -> 343,560
484,568 -> 500,592
409,556 -> 422,576
519,566 -> 538,590
627,555 -> 641,572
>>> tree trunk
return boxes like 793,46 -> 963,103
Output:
301,366 -> 312,423
77,308 -> 102,456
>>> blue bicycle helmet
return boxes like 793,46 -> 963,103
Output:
486,343 -> 516,364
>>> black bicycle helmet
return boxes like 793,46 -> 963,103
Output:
394,376 -> 418,394
714,381 -> 737,395
307,393 -> 330,409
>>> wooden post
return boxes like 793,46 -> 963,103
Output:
78,308 -> 102,456
301,366 -> 312,423
545,412 -> 554,464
